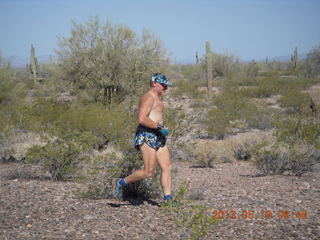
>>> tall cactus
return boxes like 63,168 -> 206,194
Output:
291,47 -> 298,70
196,51 -> 199,64
28,44 -> 39,79
206,41 -> 213,95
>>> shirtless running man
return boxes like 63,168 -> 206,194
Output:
112,73 -> 174,202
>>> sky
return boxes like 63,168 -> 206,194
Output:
0,0 -> 320,63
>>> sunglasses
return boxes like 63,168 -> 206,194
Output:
160,83 -> 168,89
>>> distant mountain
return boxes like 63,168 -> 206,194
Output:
7,55 -> 27,69
37,54 -> 54,64
7,54 -> 55,69
266,53 -> 307,62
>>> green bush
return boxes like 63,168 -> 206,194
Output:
253,114 -> 320,175
253,143 -> 319,176
302,45 -> 320,77
280,88 -> 311,114
57,16 -> 169,104
78,147 -> 161,199
118,148 -> 161,199
160,181 -> 217,240
245,60 -> 259,78
244,102 -> 276,130
174,63 -> 205,83
7,98 -> 132,147
231,74 -> 319,99
0,77 -> 14,104
274,115 -> 320,147
26,132 -> 96,180
205,90 -> 274,138
171,80 -> 202,99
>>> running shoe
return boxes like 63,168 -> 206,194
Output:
112,178 -> 123,201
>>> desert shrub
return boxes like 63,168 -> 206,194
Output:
174,63 -> 205,83
240,76 -> 284,98
8,98 -> 131,148
253,143 -> 320,176
274,115 -> 320,148
205,107 -> 229,139
0,76 -> 14,104
234,74 -> 318,99
234,143 -> 251,161
117,148 -> 161,199
280,88 -> 311,114
205,90 -> 274,138
253,114 -> 320,175
78,147 -> 161,199
73,144 -> 123,199
160,181 -> 217,240
0,61 -> 18,132
244,60 -> 259,78
244,102 -> 276,130
164,107 -> 187,144
191,143 -> 216,168
26,132 -> 96,180
212,52 -> 240,77
218,74 -> 258,90
302,45 -> 320,77
172,80 -> 202,99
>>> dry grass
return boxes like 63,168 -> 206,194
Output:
194,130 -> 273,163
307,83 -> 320,106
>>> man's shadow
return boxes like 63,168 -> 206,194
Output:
107,197 -> 159,208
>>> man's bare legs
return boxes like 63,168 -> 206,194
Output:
124,143 -> 157,183
156,145 -> 172,196
124,143 -> 172,197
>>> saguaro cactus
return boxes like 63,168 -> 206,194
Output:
206,41 -> 213,95
196,51 -> 199,64
291,47 -> 298,70
28,44 -> 39,79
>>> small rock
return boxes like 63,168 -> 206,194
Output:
299,182 -> 311,190
282,171 -> 291,176
303,182 -> 311,189
84,215 -> 94,220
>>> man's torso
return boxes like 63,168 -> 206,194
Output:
143,90 -> 164,124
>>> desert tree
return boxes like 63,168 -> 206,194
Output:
303,45 -> 320,77
56,16 -> 169,105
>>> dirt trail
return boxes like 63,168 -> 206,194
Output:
1,161 -> 319,240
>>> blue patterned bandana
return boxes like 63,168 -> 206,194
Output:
151,73 -> 175,86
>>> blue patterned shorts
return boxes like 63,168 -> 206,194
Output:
134,125 -> 167,150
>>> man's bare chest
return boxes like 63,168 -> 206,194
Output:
152,98 -> 164,112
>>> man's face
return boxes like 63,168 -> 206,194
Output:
154,82 -> 167,95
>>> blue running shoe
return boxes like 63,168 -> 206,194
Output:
160,198 -> 181,208
112,178 -> 123,201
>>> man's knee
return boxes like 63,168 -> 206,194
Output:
163,162 -> 172,171
144,169 -> 156,178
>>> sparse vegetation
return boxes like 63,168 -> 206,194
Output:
1,16 -> 320,204
160,181 -> 217,240
252,114 -> 320,175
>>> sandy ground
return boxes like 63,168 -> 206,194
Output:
1,160 -> 319,240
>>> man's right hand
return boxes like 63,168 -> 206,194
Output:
157,123 -> 169,136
